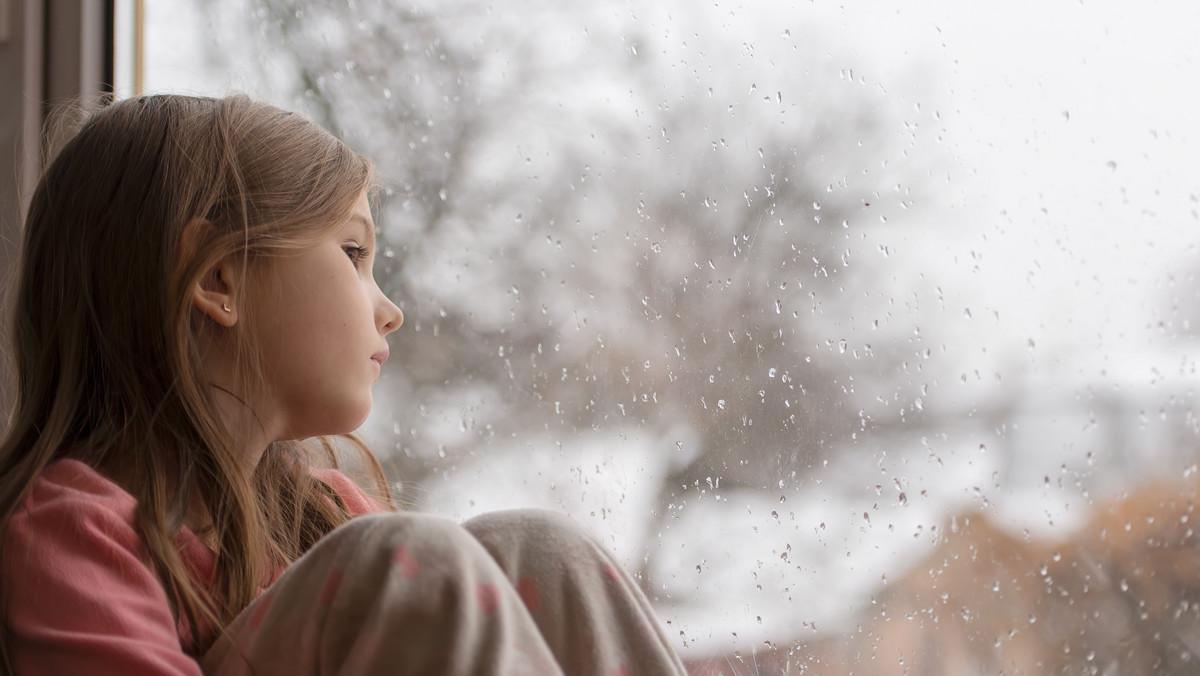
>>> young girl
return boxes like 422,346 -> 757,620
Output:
0,94 -> 687,675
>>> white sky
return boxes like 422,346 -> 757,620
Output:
827,0 -> 1200,356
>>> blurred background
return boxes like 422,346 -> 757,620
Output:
5,0 -> 1200,673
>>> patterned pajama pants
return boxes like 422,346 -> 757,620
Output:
201,510 -> 688,676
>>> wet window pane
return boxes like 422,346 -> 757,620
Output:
139,0 -> 1200,671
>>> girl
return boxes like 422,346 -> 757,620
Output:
0,94 -> 687,675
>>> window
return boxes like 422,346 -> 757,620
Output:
138,1 -> 1200,671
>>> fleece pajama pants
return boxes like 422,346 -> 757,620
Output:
200,510 -> 687,676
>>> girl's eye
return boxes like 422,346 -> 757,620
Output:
344,245 -> 370,265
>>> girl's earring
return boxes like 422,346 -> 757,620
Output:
222,303 -> 232,313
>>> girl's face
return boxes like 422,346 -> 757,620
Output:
242,191 -> 403,441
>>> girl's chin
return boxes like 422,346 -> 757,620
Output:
280,402 -> 374,441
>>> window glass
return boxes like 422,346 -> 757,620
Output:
144,0 -> 1200,670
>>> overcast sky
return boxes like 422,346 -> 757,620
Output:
829,0 -> 1200,359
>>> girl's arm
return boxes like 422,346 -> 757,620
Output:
3,460 -> 204,676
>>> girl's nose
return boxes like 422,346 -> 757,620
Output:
379,297 -> 403,335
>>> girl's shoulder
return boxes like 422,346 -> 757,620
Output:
310,466 -> 391,516
17,458 -> 386,521
3,460 -> 205,675
15,458 -> 140,526
4,458 -> 148,578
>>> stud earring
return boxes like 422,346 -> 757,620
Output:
222,303 -> 232,313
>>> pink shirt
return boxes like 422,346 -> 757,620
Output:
3,459 -> 385,675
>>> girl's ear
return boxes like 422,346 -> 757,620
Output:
193,259 -> 242,328
182,217 -> 242,328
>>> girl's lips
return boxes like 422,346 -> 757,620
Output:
371,350 -> 389,366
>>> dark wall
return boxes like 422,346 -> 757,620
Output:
0,0 -> 111,421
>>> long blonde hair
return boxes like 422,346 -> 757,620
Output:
0,94 -> 393,659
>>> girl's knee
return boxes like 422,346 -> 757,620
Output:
314,510 -> 619,598
299,512 -> 493,588
465,509 -> 585,545
463,509 -> 611,573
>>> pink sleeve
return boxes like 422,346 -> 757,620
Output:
3,461 -> 203,676
310,468 -> 391,516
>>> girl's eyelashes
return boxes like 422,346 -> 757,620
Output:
343,245 -> 371,266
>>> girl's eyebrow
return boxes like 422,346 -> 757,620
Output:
349,213 -> 376,247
